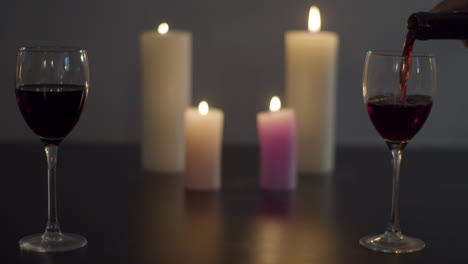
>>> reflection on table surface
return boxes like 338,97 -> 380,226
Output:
3,144 -> 468,263
136,170 -> 337,264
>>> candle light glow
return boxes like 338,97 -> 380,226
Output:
308,6 -> 321,33
269,96 -> 281,112
158,22 -> 169,34
198,101 -> 209,115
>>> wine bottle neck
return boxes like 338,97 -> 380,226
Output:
407,12 -> 468,40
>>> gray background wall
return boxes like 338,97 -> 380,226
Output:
1,0 -> 466,147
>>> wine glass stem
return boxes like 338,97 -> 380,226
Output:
43,144 -> 62,240
386,142 -> 407,234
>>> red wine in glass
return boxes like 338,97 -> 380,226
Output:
366,94 -> 432,142
17,46 -> 89,253
360,10 -> 465,254
16,84 -> 87,144
360,51 -> 435,254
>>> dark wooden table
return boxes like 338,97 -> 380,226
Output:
1,143 -> 467,263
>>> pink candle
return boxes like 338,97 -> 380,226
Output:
257,96 -> 297,190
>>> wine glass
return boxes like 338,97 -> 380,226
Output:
16,46 -> 89,252
360,51 -> 436,253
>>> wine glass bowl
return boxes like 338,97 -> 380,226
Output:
16,83 -> 87,144
360,51 -> 436,253
16,46 -> 89,252
366,94 -> 433,143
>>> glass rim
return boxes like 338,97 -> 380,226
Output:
18,46 -> 86,53
367,50 -> 434,58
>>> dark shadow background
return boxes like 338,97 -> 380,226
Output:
2,0 -> 467,147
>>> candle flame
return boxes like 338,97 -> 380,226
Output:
269,96 -> 281,112
198,101 -> 209,115
308,6 -> 321,32
158,22 -> 169,34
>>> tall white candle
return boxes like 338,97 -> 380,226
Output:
185,101 -> 224,190
285,6 -> 339,174
140,22 -> 192,172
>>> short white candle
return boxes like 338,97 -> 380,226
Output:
140,22 -> 192,173
185,101 -> 224,190
285,6 -> 339,174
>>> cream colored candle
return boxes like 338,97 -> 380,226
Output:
285,6 -> 339,174
140,23 -> 192,172
185,101 -> 224,190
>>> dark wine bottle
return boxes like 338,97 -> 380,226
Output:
407,12 -> 468,40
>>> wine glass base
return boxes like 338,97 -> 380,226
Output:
19,233 -> 87,253
360,231 -> 425,254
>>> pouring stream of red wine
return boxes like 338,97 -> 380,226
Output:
400,33 -> 415,104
